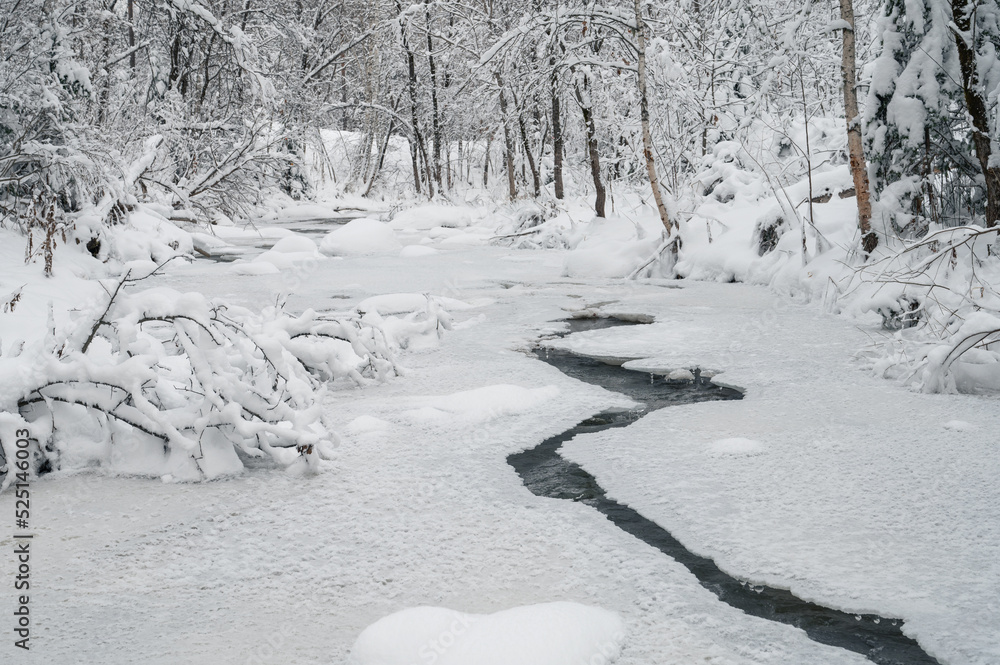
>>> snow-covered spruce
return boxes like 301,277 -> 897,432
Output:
0,273 -> 452,486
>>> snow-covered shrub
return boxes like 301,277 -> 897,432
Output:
852,226 -> 1000,392
0,8 -> 115,274
693,141 -> 767,206
491,201 -> 576,250
355,293 -> 454,352
562,216 -> 666,279
0,272 -> 404,486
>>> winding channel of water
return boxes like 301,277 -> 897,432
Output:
508,317 -> 940,665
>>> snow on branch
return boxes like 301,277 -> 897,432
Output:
165,0 -> 274,100
0,273 -> 443,488
852,226 -> 1000,393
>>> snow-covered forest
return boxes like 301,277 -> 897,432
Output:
1,0 -> 999,663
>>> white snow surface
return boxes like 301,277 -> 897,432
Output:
350,602 -> 625,665
0,204 -> 997,665
399,384 -> 560,425
399,244 -> 440,258
389,204 -> 476,230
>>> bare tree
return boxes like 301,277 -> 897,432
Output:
633,0 -> 674,239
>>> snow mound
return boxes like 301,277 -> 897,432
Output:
253,234 -> 323,270
401,384 -> 559,425
350,602 -> 625,665
708,437 -> 764,457
357,293 -> 478,316
320,218 -> 401,256
389,205 -> 474,230
229,261 -> 280,275
400,245 -> 440,258
562,216 -> 663,279
270,235 -> 320,254
943,420 -> 974,432
346,415 -> 392,434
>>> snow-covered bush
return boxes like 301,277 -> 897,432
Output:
491,202 -> 578,250
852,226 -> 1000,392
0,271 -> 407,486
355,293 -> 454,352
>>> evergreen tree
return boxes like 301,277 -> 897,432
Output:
865,0 -> 1000,230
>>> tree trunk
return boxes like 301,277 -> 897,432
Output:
365,116 -> 396,197
633,0 -> 673,236
127,0 -> 136,69
923,126 -> 940,225
425,2 -> 443,189
951,0 -> 1000,228
483,133 -> 492,188
399,11 -> 427,196
496,74 -> 517,201
552,82 -> 564,199
575,77 -> 605,218
839,0 -> 878,253
418,130 -> 435,198
515,99 -> 541,198
241,0 -> 252,32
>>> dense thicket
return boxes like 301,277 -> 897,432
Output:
2,0 -> 998,244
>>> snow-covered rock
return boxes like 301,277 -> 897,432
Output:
253,234 -> 323,270
320,218 -> 401,256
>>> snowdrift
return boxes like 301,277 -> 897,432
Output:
350,602 -> 625,665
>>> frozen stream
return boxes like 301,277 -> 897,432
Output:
510,317 -> 941,665
194,214 -> 360,261
5,222 -> 995,664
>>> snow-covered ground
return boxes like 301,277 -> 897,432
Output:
1,205 -> 997,665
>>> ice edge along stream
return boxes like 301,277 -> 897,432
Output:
508,317 -> 941,665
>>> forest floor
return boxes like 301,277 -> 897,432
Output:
0,202 -> 997,665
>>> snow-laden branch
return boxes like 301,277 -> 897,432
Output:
0,279 -> 459,487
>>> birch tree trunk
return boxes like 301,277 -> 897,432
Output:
633,0 -> 674,237
839,0 -> 877,253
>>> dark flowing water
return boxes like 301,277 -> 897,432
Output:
508,317 -> 940,665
